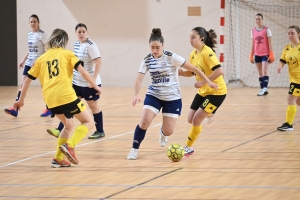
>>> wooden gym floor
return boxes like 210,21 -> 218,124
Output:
0,86 -> 299,200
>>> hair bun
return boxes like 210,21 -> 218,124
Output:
152,28 -> 162,36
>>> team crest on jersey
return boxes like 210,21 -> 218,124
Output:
161,61 -> 167,68
288,56 -> 298,68
255,36 -> 264,43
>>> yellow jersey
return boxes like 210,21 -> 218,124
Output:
28,48 -> 82,108
280,44 -> 300,84
189,45 -> 227,96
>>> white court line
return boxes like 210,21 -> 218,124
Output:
0,123 -> 162,169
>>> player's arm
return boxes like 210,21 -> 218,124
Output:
250,38 -> 255,64
178,68 -> 194,77
277,60 -> 285,73
93,58 -> 101,80
19,53 -> 29,69
132,73 -> 145,106
13,77 -> 33,109
182,62 -> 218,89
267,28 -> 275,63
77,63 -> 101,94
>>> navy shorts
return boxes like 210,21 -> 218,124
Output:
72,84 -> 101,101
49,98 -> 87,119
190,93 -> 226,114
143,94 -> 182,118
255,55 -> 269,63
23,65 -> 32,75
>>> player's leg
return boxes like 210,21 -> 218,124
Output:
255,56 -> 264,96
278,83 -> 299,131
4,66 -> 31,117
83,85 -> 105,139
159,98 -> 182,147
127,95 -> 159,160
261,56 -> 269,95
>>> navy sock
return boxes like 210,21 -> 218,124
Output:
259,77 -> 263,89
57,122 -> 64,132
93,111 -> 104,133
132,125 -> 147,149
263,76 -> 269,88
16,91 -> 21,101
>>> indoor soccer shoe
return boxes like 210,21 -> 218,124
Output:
127,148 -> 138,160
88,131 -> 105,139
184,146 -> 194,155
51,158 -> 71,168
59,143 -> 78,165
257,89 -> 265,96
47,128 -> 60,138
4,108 -> 18,117
40,109 -> 52,117
277,122 -> 294,131
159,132 -> 168,147
263,88 -> 268,95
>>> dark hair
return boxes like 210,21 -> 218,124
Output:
75,23 -> 87,31
256,13 -> 263,19
288,25 -> 300,40
192,27 -> 217,52
149,28 -> 164,44
46,28 -> 69,50
29,14 -> 39,22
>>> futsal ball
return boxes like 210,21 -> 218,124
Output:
167,143 -> 185,162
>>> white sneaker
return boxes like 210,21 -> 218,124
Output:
127,148 -> 138,160
263,87 -> 268,95
159,131 -> 168,147
257,89 -> 264,96
184,146 -> 194,155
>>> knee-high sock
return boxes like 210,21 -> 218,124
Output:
57,122 -> 64,132
263,76 -> 269,88
68,124 -> 89,148
55,137 -> 68,161
286,105 -> 297,125
186,125 -> 202,147
93,111 -> 104,132
132,125 -> 147,149
259,77 -> 263,89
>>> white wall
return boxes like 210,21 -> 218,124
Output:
17,0 -> 220,86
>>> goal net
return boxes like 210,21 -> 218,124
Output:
224,0 -> 300,87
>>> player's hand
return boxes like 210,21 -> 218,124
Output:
267,51 -> 275,63
208,81 -> 218,90
132,96 -> 141,106
277,66 -> 282,73
178,68 -> 184,76
94,85 -> 102,95
249,53 -> 255,64
19,61 -> 24,69
194,81 -> 205,88
13,100 -> 24,111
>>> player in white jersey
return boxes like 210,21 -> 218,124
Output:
47,23 -> 105,139
127,28 -> 218,160
4,14 -> 51,117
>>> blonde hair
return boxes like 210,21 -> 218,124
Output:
46,28 -> 69,50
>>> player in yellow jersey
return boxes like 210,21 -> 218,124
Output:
277,25 -> 300,131
13,28 -> 102,168
179,27 -> 227,155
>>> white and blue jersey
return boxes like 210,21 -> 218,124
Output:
139,50 -> 186,101
72,38 -> 101,87
25,30 -> 47,67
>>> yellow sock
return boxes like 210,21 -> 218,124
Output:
286,105 -> 297,125
55,137 -> 68,161
68,124 -> 89,148
186,125 -> 202,147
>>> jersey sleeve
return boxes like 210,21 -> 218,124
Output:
27,61 -> 40,80
68,51 -> 83,71
171,53 -> 186,67
280,45 -> 288,64
41,33 -> 48,44
138,60 -> 148,74
266,28 -> 272,37
205,52 -> 221,70
88,44 -> 101,60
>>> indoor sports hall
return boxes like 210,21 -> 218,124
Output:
0,0 -> 299,199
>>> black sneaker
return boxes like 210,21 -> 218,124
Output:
88,131 -> 105,139
277,122 -> 294,131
